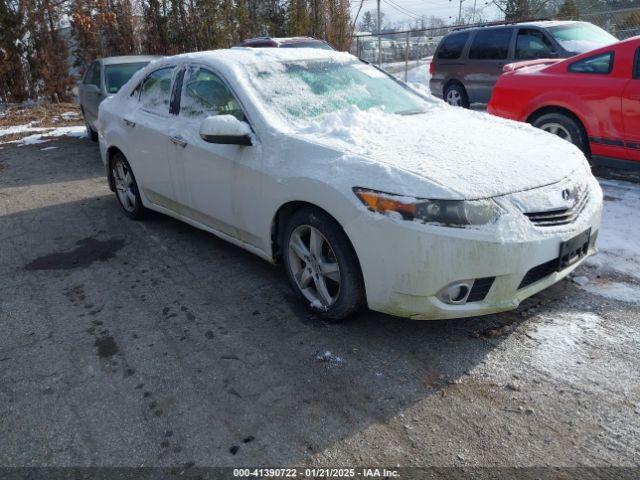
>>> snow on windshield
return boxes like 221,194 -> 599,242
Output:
246,59 -> 428,121
548,23 -> 617,54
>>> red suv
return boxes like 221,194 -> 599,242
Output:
488,36 -> 640,167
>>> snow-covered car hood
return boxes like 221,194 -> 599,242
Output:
293,104 -> 587,200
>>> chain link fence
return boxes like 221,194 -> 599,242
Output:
350,7 -> 640,83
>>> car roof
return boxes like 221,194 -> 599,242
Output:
448,19 -> 584,35
100,55 -> 161,65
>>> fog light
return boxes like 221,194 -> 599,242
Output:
437,281 -> 472,305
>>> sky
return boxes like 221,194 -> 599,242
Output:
351,0 -> 502,29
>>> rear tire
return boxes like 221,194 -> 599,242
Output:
86,123 -> 98,142
532,112 -> 587,154
444,83 -> 470,108
282,207 -> 365,321
109,152 -> 148,220
82,111 -> 99,142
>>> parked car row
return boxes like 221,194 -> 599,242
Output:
429,20 -> 618,106
429,20 -> 640,168
94,46 -> 602,321
488,35 -> 640,165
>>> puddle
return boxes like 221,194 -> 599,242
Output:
25,237 -> 125,270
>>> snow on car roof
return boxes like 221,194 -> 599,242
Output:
161,47 -> 354,68
101,55 -> 161,65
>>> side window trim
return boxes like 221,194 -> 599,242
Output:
568,51 -> 614,75
170,66 -> 186,115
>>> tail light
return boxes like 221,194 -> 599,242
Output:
429,61 -> 435,76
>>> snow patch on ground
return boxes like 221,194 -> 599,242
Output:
576,178 -> 640,302
406,62 -> 431,86
314,350 -> 345,366
586,179 -> 640,281
5,126 -> 87,146
582,281 -> 640,304
520,310 -> 638,385
0,123 -> 49,137
60,111 -> 80,119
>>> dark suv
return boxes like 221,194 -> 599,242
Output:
429,21 -> 618,107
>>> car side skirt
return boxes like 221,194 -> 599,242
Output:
591,154 -> 640,172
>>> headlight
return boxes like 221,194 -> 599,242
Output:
353,187 -> 500,226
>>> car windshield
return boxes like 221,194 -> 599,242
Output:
105,62 -> 150,94
248,59 -> 428,121
548,23 -> 617,54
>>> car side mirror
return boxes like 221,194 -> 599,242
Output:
85,84 -> 101,94
199,115 -> 252,146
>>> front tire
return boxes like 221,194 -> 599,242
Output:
532,113 -> 587,153
110,152 -> 148,220
444,83 -> 470,108
283,207 -> 365,321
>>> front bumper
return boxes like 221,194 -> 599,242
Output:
344,175 -> 603,320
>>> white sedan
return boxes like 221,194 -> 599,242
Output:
98,48 -> 602,321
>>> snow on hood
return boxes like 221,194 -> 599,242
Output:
294,104 -> 586,199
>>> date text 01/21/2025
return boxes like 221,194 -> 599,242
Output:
233,468 -> 400,478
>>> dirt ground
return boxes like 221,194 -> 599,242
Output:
0,135 -> 639,473
0,103 -> 82,143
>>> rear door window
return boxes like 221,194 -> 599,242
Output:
635,48 -> 640,78
568,52 -> 614,74
84,62 -> 101,87
437,32 -> 470,60
515,29 -> 556,60
139,67 -> 176,113
469,28 -> 513,60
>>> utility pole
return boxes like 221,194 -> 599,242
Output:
451,0 -> 465,24
377,0 -> 382,65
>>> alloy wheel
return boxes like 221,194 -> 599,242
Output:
540,122 -> 573,142
112,158 -> 136,213
446,90 -> 462,106
288,225 -> 341,309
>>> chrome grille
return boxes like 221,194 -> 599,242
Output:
524,187 -> 589,227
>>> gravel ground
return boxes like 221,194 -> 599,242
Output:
0,136 -> 639,471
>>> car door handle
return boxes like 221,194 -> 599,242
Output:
169,135 -> 187,148
123,118 -> 136,128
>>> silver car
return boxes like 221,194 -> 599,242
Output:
78,55 -> 159,140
